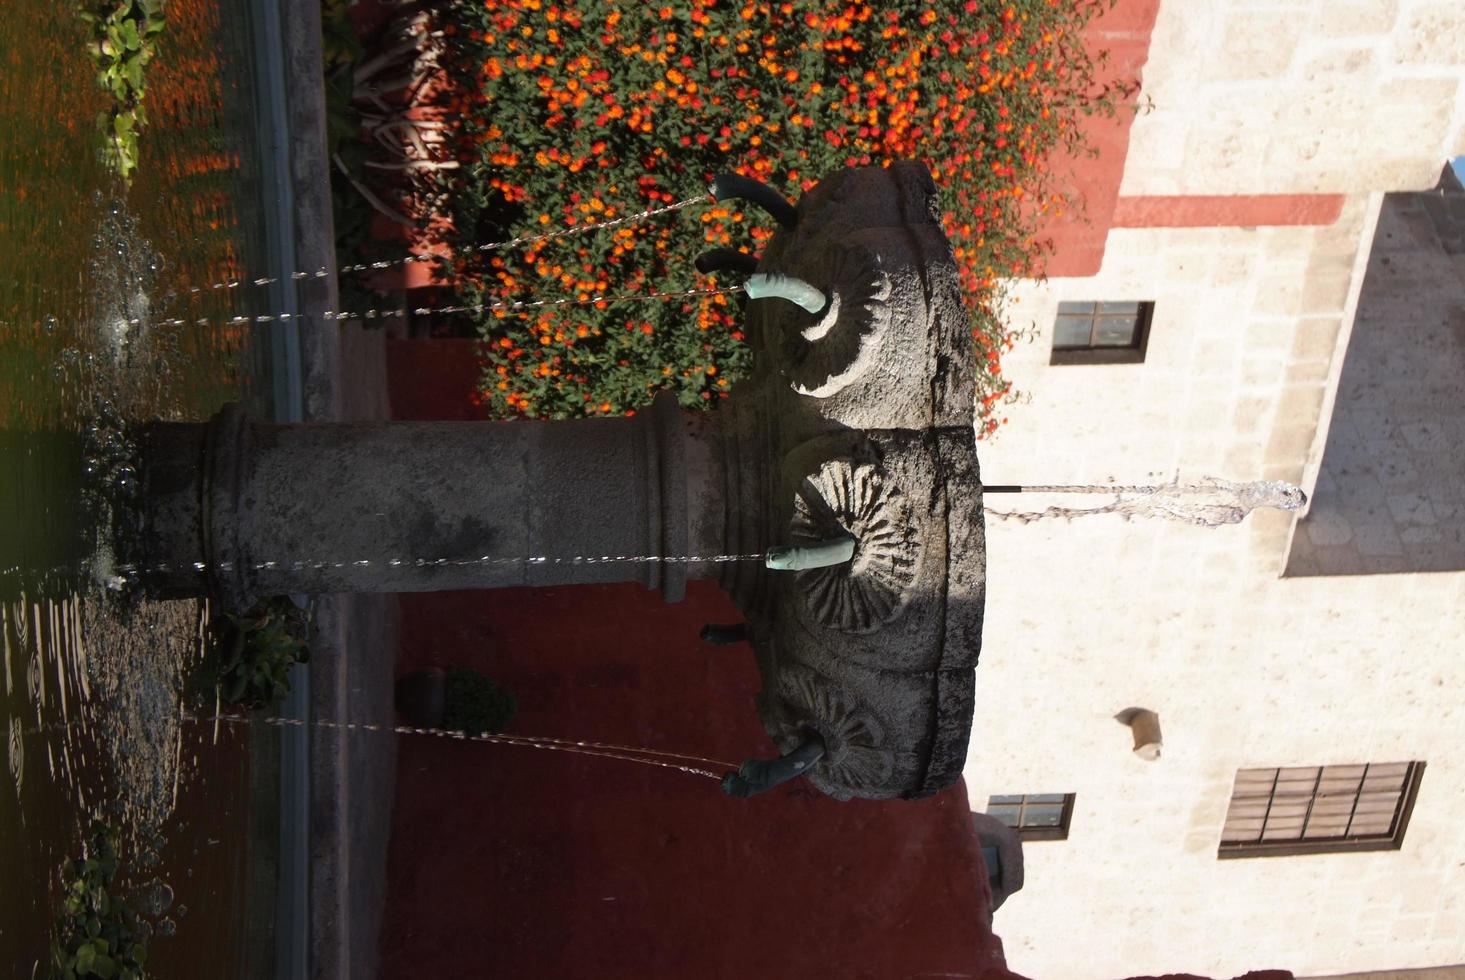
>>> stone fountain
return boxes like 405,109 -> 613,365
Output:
132,162 -> 986,801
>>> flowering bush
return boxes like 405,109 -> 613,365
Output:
432,0 -> 1131,433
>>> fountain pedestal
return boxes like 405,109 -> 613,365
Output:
135,162 -> 987,801
138,390 -> 731,605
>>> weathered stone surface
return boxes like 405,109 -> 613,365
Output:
135,163 -> 986,801
723,163 -> 986,800
748,164 -> 977,431
137,393 -> 703,604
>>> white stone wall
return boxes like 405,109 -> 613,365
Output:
966,214 -> 1465,977
962,5 -> 1465,974
1309,969 -> 1465,980
966,547 -> 1465,978
1122,0 -> 1465,196
987,203 -> 1370,561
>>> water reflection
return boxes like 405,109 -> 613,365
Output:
0,431 -> 90,601
1,0 -> 272,973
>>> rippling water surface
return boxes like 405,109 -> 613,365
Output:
1,0 -> 275,973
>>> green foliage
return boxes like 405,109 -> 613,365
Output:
442,668 -> 517,736
76,0 -> 166,182
418,0 -> 1132,430
321,0 -> 376,310
50,823 -> 149,980
209,596 -> 311,710
320,0 -> 362,77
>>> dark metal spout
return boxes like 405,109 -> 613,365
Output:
695,248 -> 760,277
721,731 -> 827,797
708,174 -> 798,230
700,622 -> 749,645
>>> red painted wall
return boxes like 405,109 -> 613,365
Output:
379,584 -> 1014,980
386,338 -> 491,420
1111,194 -> 1346,228
1036,0 -> 1161,277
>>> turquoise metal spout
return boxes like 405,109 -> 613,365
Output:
765,536 -> 856,571
744,272 -> 828,315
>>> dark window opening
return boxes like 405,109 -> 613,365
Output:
1219,761 -> 1425,858
987,793 -> 1075,842
1050,300 -> 1153,365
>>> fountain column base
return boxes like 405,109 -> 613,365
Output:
133,393 -> 726,606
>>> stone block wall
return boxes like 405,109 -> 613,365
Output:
991,198 -> 1371,576
1122,1 -> 1465,197
967,314 -> 1465,977
966,522 -> 1465,976
964,4 -> 1465,972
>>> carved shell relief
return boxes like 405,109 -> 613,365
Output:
781,243 -> 893,398
790,458 -> 921,634
765,663 -> 894,799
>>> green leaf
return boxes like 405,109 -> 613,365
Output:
92,951 -> 118,979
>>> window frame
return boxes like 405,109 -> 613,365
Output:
1049,300 -> 1154,366
986,793 -> 1076,842
1217,761 -> 1426,860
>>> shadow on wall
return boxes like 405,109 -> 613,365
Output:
1288,165 -> 1465,576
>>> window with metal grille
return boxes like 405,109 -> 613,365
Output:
986,793 -> 1075,841
1050,300 -> 1153,365
1219,761 -> 1425,858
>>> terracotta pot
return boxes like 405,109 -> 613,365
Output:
394,667 -> 447,727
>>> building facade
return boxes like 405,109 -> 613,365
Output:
964,1 -> 1465,977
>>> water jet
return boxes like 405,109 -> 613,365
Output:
130,163 -> 988,801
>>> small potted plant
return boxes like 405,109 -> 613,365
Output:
395,666 -> 516,735
209,596 -> 310,710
